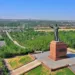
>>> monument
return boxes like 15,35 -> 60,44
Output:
49,24 -> 67,61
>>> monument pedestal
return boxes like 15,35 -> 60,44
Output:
49,41 -> 67,61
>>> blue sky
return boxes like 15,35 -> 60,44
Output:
0,0 -> 75,20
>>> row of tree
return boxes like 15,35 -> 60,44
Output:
10,29 -> 75,52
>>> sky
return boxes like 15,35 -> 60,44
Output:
0,0 -> 75,20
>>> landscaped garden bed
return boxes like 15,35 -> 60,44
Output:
7,55 -> 34,70
21,65 -> 74,75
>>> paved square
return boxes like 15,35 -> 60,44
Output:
32,51 -> 75,69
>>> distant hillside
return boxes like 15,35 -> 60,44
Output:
0,19 -> 75,28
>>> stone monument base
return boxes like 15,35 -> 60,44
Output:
49,41 -> 67,61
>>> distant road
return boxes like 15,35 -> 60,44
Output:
6,31 -> 26,49
35,29 -> 75,32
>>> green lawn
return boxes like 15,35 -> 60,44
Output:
0,61 -> 3,68
0,57 -> 3,69
22,65 -> 75,75
22,65 -> 51,75
51,68 -> 75,75
8,55 -> 33,70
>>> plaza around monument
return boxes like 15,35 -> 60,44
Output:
32,51 -> 75,70
32,24 -> 75,72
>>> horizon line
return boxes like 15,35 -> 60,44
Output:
0,18 -> 75,21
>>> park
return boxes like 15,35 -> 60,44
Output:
0,24 -> 75,75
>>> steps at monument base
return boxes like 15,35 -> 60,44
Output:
10,60 -> 41,75
69,64 -> 75,74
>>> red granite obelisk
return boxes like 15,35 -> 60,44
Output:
49,41 -> 67,61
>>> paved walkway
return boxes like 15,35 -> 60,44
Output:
32,51 -> 75,69
6,31 -> 26,49
10,60 -> 41,75
67,48 -> 75,53
69,65 -> 75,74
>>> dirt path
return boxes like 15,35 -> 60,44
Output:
35,29 -> 75,32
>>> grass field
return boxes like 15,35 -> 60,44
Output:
22,65 -> 74,75
8,55 -> 33,70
